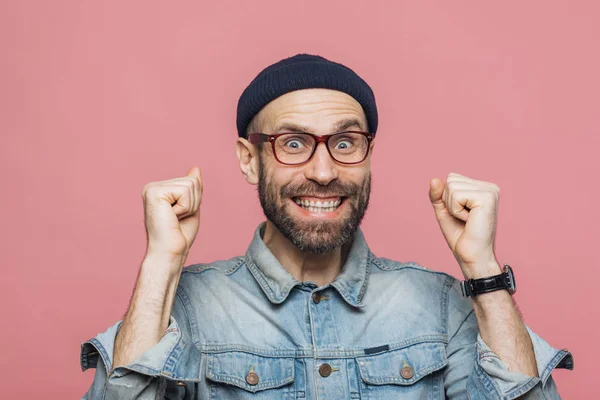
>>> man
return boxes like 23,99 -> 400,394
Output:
81,54 -> 573,399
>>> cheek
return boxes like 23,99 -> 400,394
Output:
266,167 -> 301,195
341,167 -> 369,186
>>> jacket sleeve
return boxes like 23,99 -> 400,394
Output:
443,279 -> 573,400
80,286 -> 200,400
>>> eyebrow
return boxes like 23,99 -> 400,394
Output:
273,118 -> 365,134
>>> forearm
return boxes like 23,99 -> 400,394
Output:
467,262 -> 539,377
113,251 -> 185,369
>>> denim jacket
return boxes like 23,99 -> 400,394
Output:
81,223 -> 573,399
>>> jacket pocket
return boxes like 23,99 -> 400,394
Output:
355,340 -> 448,398
205,351 -> 296,399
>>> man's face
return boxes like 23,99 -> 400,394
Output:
253,89 -> 373,254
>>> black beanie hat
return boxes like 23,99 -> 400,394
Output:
236,53 -> 378,137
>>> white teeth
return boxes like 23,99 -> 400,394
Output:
295,197 -> 343,213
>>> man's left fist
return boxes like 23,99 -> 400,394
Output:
429,172 -> 501,279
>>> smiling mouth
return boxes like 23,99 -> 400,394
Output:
292,197 -> 344,213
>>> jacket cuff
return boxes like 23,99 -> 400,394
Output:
80,317 -> 182,378
475,326 -> 573,399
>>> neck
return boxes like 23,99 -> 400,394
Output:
262,220 -> 348,286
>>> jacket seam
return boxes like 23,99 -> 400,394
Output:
176,285 -> 200,346
372,258 -> 457,280
182,256 -> 245,276
441,275 -> 454,336
196,335 -> 448,357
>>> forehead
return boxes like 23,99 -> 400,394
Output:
257,89 -> 368,133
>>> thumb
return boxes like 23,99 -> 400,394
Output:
429,177 -> 446,212
187,166 -> 202,180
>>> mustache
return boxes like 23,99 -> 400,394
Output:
280,180 -> 360,198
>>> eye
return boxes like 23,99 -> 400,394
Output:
280,134 -> 311,150
285,139 -> 305,149
334,140 -> 352,150
331,135 -> 356,150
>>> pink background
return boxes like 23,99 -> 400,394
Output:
1,1 -> 597,398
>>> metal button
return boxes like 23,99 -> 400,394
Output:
312,292 -> 321,304
174,381 -> 186,387
245,371 -> 259,385
319,363 -> 332,377
400,365 -> 414,379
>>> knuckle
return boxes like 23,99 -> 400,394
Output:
141,183 -> 152,197
484,191 -> 497,202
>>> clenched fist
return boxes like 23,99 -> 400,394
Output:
429,172 -> 501,279
141,166 -> 203,258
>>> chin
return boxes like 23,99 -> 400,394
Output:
287,218 -> 352,254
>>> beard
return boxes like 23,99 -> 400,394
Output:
257,157 -> 371,254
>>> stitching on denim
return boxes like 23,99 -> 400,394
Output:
333,282 -> 360,307
206,353 -> 295,392
441,275 -> 454,336
183,256 -> 245,275
326,288 -> 343,346
355,251 -> 372,303
244,256 -> 281,303
474,357 -> 503,399
206,371 -> 295,392
357,356 -> 448,385
88,338 -> 112,375
373,259 -> 456,281
196,335 -> 447,358
504,376 -> 540,399
156,320 -> 184,378
540,349 -> 571,386
176,285 -> 200,346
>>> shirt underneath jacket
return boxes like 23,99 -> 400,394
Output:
81,222 -> 573,399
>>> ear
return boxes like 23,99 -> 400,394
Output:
369,139 -> 375,155
236,137 -> 259,185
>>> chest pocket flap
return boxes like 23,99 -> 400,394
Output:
205,351 -> 295,393
357,341 -> 448,385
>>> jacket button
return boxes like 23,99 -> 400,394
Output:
319,363 -> 332,377
312,292 -> 321,304
174,381 -> 186,386
245,371 -> 259,385
400,365 -> 414,379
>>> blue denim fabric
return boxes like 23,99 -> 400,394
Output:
81,223 -> 573,399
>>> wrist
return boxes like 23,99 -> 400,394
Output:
460,259 -> 502,280
142,251 -> 186,279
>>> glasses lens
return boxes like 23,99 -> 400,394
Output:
328,132 -> 369,163
274,133 -> 315,164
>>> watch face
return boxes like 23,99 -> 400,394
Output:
504,264 -> 516,294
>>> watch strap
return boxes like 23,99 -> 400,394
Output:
461,265 -> 515,297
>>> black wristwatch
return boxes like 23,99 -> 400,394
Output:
460,264 -> 516,297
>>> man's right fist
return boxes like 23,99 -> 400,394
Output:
141,166 -> 202,258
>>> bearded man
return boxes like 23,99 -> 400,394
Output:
81,54 -> 572,399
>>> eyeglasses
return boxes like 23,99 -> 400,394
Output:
247,131 -> 374,166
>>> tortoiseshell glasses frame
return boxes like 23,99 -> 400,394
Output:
247,131 -> 375,166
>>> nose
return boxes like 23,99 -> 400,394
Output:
304,143 -> 339,185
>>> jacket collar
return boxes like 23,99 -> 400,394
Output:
244,222 -> 371,308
